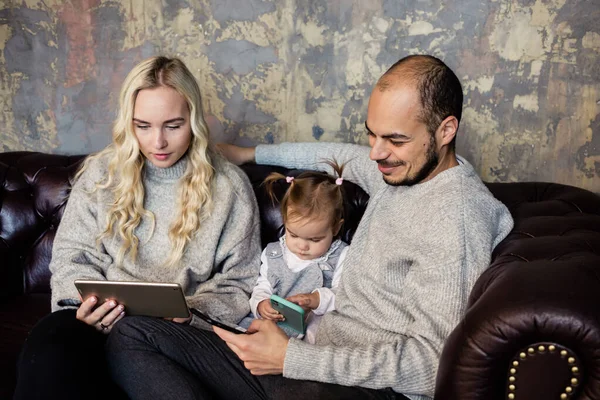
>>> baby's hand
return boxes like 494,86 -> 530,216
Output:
257,299 -> 284,321
286,292 -> 320,312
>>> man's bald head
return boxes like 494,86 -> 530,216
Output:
377,55 -> 463,140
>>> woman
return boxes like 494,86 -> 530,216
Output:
14,56 -> 261,399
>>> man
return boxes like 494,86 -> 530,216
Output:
107,55 -> 514,400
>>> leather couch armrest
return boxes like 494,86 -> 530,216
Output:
435,257 -> 600,400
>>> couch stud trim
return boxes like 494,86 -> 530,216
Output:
506,343 -> 581,400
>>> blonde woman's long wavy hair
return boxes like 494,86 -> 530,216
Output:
76,56 -> 215,267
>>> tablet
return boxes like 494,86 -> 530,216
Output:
74,279 -> 190,318
270,294 -> 306,334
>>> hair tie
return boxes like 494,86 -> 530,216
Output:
335,177 -> 343,185
286,176 -> 294,183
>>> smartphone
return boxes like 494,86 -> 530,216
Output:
190,308 -> 247,334
270,294 -> 306,334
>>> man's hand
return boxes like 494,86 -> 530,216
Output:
257,299 -> 284,321
215,143 -> 256,166
213,319 -> 289,375
286,291 -> 320,312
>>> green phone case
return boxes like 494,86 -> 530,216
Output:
270,294 -> 306,334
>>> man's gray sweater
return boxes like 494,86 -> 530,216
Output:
49,154 -> 261,329
256,143 -> 514,400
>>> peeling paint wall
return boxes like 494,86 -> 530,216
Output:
1,0 -> 598,191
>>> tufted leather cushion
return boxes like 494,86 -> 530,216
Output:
0,152 -> 85,297
477,181 -> 600,305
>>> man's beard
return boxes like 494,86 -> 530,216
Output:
382,136 -> 439,187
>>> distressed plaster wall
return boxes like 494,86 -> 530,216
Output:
0,0 -> 599,191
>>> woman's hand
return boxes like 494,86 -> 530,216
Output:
286,292 -> 320,312
257,299 -> 284,321
76,296 -> 125,334
215,143 -> 256,166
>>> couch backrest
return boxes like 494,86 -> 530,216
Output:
0,152 -> 370,297
0,152 -> 86,297
472,181 -> 600,306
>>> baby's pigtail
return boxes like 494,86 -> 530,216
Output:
322,158 -> 347,193
262,172 -> 288,206
319,158 -> 347,238
322,157 -> 345,181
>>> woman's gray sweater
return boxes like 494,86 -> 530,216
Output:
49,154 -> 261,329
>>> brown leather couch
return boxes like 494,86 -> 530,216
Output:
1,151 -> 599,400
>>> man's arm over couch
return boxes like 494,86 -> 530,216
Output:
219,142 -> 384,195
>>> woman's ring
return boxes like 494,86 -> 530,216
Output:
99,322 -> 109,330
